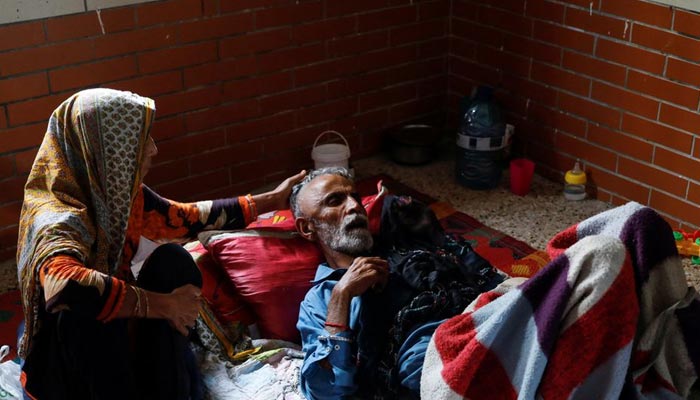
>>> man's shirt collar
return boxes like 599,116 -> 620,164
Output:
311,263 -> 347,284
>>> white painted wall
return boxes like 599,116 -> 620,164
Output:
0,0 -> 158,25
649,0 -> 700,12
86,0 -> 156,11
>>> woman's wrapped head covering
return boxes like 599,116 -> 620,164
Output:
16,88 -> 155,356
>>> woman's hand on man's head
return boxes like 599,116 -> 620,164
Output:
271,170 -> 307,209
254,170 -> 307,214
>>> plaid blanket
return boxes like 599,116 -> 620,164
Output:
422,202 -> 700,399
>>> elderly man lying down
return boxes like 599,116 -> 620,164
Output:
291,167 -> 700,399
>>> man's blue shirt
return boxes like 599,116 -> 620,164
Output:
297,263 -> 443,399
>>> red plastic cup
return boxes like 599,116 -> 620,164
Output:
510,158 -> 535,196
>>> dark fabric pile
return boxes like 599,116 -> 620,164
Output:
355,195 -> 505,399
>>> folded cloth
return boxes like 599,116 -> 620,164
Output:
421,202 -> 700,399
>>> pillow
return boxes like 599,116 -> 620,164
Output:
201,181 -> 388,343
184,241 -> 255,325
200,229 -> 323,343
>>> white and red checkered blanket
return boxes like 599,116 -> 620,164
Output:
421,202 -> 700,399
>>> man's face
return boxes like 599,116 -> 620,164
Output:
297,174 -> 373,256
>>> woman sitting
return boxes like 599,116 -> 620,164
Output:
16,88 -> 305,400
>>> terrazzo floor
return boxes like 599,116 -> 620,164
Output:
1,154 -> 699,293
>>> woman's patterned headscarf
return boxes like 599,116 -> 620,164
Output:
16,88 -> 155,356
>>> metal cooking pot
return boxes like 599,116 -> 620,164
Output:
387,124 -> 440,165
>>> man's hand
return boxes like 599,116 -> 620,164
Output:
335,257 -> 389,298
324,257 -> 388,334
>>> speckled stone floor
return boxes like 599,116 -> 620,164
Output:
1,153 -> 698,293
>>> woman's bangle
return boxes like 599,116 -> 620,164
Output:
324,322 -> 350,331
131,286 -> 142,317
245,194 -> 258,220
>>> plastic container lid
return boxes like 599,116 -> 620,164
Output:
565,161 -> 587,185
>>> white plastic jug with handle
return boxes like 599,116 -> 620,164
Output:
311,131 -> 350,169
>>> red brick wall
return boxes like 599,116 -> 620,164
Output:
5,0 -> 700,261
0,0 -> 449,260
450,0 -> 700,230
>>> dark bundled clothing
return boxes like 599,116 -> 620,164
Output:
356,195 -> 504,399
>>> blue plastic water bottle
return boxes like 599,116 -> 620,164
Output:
455,86 -> 511,189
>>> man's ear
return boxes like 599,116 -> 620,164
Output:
295,217 -> 315,242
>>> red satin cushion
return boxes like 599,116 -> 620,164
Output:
186,242 -> 255,325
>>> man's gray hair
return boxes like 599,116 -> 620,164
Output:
290,167 -> 354,218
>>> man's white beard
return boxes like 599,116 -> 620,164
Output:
314,214 -> 373,256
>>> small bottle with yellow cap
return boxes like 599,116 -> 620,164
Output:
564,160 -> 587,201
